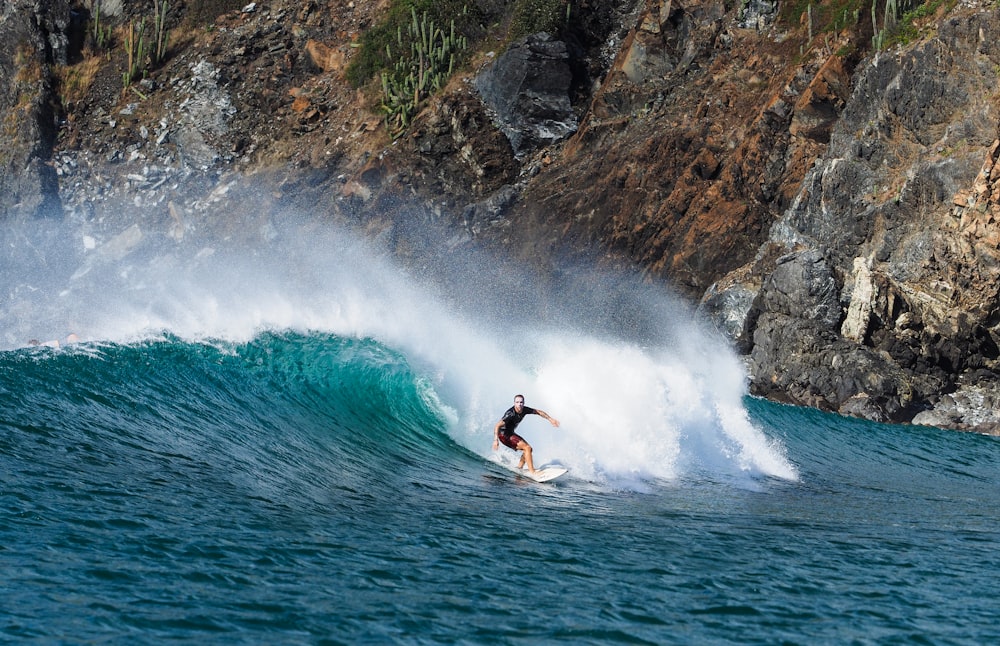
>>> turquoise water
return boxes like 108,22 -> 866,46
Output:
3,333 -> 999,644
2,224 -> 999,644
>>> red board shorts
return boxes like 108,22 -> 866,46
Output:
497,431 -> 525,450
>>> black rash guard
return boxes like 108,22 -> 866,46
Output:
499,405 -> 537,436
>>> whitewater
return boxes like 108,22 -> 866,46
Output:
2,215 -> 999,643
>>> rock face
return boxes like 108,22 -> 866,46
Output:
744,249 -> 912,421
500,0 -> 850,298
474,33 -> 578,156
0,1 -> 67,220
3,0 -> 1000,431
708,11 -> 1000,428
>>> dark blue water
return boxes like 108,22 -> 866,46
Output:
3,333 -> 999,644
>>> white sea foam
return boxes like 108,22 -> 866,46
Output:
456,326 -> 798,487
1,213 -> 796,486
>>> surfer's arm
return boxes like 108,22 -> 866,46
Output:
492,420 -> 504,449
534,409 -> 560,427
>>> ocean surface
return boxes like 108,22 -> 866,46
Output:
2,222 -> 1000,644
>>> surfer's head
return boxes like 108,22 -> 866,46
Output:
513,395 -> 525,410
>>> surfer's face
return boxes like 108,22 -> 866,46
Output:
514,398 -> 524,410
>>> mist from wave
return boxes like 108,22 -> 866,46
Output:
1,212 -> 796,487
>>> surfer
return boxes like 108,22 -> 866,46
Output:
492,394 -> 560,474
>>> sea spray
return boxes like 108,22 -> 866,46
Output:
1,214 -> 795,485
494,330 -> 798,485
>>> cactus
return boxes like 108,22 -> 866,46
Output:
90,1 -> 113,51
120,1 -> 171,91
380,8 -> 468,138
152,0 -> 170,66
122,17 -> 148,89
871,3 -> 884,50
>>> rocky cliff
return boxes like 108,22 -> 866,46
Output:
3,0 -> 1000,432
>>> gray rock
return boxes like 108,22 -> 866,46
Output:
738,0 -> 778,30
757,248 -> 841,329
724,10 -> 1000,424
474,33 -> 578,156
0,0 -> 67,220
698,277 -> 759,353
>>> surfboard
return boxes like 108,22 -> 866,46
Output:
523,466 -> 568,482
489,454 -> 568,482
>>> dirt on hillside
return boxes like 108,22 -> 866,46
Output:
59,0 -> 391,176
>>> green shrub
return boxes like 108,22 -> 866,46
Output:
345,0 -> 474,88
885,0 -> 956,48
508,0 -> 570,42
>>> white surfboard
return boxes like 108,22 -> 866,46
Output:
523,466 -> 568,482
489,454 -> 568,482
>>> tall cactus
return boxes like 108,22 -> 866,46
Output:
121,1 -> 170,91
152,0 -> 170,65
380,8 -> 467,138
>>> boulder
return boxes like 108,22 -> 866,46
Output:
474,33 -> 578,156
755,248 -> 841,329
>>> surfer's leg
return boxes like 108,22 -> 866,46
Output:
515,440 -> 535,473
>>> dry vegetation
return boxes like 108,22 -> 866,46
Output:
5,45 -> 44,137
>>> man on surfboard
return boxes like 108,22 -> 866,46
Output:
492,394 -> 560,474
